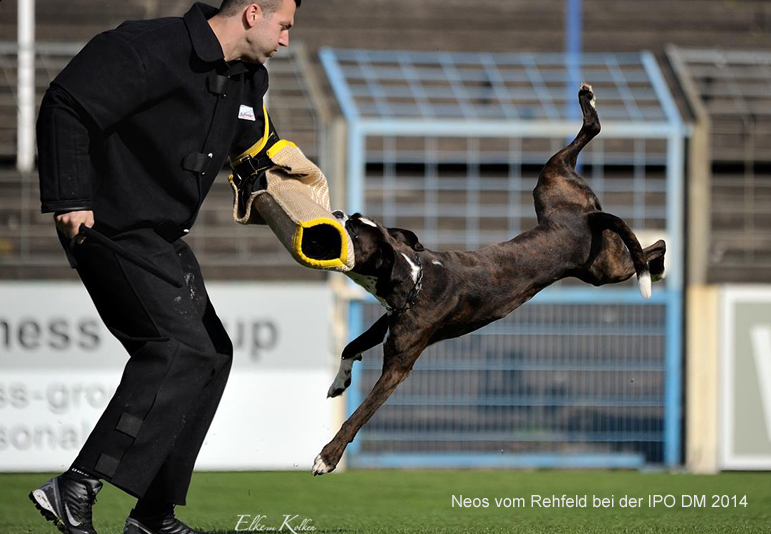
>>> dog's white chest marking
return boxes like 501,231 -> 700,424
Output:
400,253 -> 420,282
346,272 -> 390,310
347,272 -> 378,293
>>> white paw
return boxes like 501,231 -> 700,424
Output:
327,359 -> 354,398
327,375 -> 350,398
312,454 -> 332,476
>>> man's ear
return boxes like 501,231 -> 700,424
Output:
244,3 -> 262,27
388,227 -> 424,251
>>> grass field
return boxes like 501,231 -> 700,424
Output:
2,470 -> 770,533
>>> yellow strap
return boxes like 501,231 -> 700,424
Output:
230,105 -> 271,166
292,218 -> 350,269
266,139 -> 297,159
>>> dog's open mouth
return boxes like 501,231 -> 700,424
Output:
301,224 -> 344,261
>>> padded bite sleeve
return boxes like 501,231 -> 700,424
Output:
229,141 -> 354,272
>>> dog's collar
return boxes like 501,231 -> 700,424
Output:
390,251 -> 423,315
346,220 -> 424,314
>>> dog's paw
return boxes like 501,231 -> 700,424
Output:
312,454 -> 334,476
328,359 -> 355,398
580,82 -> 596,108
648,246 -> 666,283
327,374 -> 351,398
327,386 -> 344,398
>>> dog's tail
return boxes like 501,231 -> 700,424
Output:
587,211 -> 651,299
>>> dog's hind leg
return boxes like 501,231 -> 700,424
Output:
549,83 -> 601,170
648,244 -> 666,282
578,235 -> 666,290
534,84 -> 602,220
314,324 -> 428,475
590,211 -> 652,297
328,314 -> 389,398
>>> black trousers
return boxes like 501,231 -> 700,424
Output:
61,228 -> 233,505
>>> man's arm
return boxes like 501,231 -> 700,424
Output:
36,31 -> 147,238
37,85 -> 97,238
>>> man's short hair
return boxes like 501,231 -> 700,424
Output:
219,0 -> 301,17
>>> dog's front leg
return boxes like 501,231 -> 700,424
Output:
328,314 -> 389,398
313,329 -> 427,475
314,366 -> 413,475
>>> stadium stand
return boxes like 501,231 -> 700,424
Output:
1,0 -> 770,281
669,47 -> 771,283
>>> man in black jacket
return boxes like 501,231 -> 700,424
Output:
29,2 -> 299,534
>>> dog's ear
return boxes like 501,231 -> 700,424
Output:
374,227 -> 421,306
388,227 -> 424,251
374,241 -> 419,312
373,239 -> 394,271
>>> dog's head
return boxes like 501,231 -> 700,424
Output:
337,212 -> 425,311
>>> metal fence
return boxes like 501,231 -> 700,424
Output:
322,49 -> 685,468
0,41 -> 328,279
668,46 -> 771,284
350,291 -> 669,468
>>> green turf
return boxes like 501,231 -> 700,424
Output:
2,470 -> 770,533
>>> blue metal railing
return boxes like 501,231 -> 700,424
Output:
322,49 -> 686,468
346,288 -> 674,468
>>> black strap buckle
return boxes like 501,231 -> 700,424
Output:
230,124 -> 282,188
231,154 -> 274,189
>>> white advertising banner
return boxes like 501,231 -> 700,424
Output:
720,286 -> 771,470
0,282 -> 340,472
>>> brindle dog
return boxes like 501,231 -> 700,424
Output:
312,83 -> 666,475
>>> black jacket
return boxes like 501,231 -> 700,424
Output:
37,2 -> 269,234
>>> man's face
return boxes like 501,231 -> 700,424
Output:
246,0 -> 295,64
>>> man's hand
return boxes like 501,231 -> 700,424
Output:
54,210 -> 94,243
